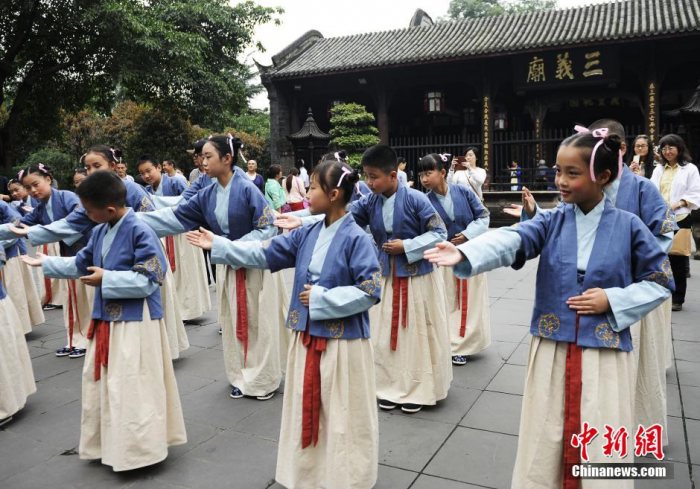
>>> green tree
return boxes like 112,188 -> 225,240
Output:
0,0 -> 281,168
447,0 -> 556,19
20,149 -> 74,188
329,103 -> 380,168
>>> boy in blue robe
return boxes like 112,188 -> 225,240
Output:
22,171 -> 187,472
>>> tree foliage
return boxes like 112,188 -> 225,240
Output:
0,0 -> 281,168
329,103 -> 380,168
447,0 -> 557,19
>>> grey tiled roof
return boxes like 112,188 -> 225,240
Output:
263,0 -> 700,79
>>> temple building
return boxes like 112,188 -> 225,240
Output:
260,0 -> 700,193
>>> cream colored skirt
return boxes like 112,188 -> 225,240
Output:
79,304 -> 187,471
39,242 -> 68,305
168,234 -> 211,321
512,336 -> 635,489
216,265 -> 290,396
0,297 -> 36,419
631,297 -> 672,446
276,333 -> 378,489
2,255 -> 44,333
160,267 -> 190,359
370,270 -> 452,405
57,279 -> 94,350
438,266 -> 491,356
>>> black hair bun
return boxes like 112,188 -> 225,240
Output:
112,148 -> 123,160
603,134 -> 622,154
346,168 -> 360,186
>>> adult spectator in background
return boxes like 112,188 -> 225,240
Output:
264,164 -> 286,213
116,161 -> 134,182
245,159 -> 265,193
629,134 -> 656,179
296,158 -> 309,190
449,147 -> 486,200
284,167 -> 307,211
650,134 -> 700,311
187,138 -> 207,183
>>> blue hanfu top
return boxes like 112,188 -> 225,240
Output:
0,201 -> 24,259
42,209 -> 166,321
147,173 -> 187,197
455,198 -> 674,352
427,183 -> 489,240
210,213 -> 381,339
22,178 -> 155,248
137,169 -> 276,244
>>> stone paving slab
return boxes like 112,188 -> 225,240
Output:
1,262 -> 698,489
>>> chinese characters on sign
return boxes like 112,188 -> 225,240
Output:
570,424 -> 665,462
527,56 -> 546,83
482,96 -> 490,171
517,48 -> 618,90
583,51 -> 603,77
648,82 -> 658,144
555,52 -> 574,80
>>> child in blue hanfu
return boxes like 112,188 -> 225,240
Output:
8,146 -> 190,360
22,172 -> 186,472
0,164 -> 90,357
425,128 -> 674,489
187,159 -> 381,489
417,153 -> 491,365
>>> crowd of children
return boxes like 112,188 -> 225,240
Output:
0,119 -> 686,488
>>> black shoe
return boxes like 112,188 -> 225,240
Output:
672,303 -> 683,312
378,399 -> 397,411
401,403 -> 423,414
230,386 -> 243,399
0,416 -> 13,428
43,303 -> 60,311
452,355 -> 467,366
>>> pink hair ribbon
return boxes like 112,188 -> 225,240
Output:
573,125 -> 623,181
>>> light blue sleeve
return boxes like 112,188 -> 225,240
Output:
463,212 -> 490,240
151,195 -> 184,210
520,204 -> 543,222
42,256 -> 80,279
300,214 -> 325,226
604,281 -> 671,332
0,224 -> 16,241
238,225 -> 277,242
210,235 -> 269,269
453,228 -> 522,278
27,219 -> 83,246
136,208 -> 186,238
657,232 -> 674,254
288,209 -> 312,218
404,231 -> 446,264
102,271 -> 160,299
309,285 -> 379,321
0,238 -> 18,249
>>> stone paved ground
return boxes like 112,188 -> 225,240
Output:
1,260 -> 698,489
